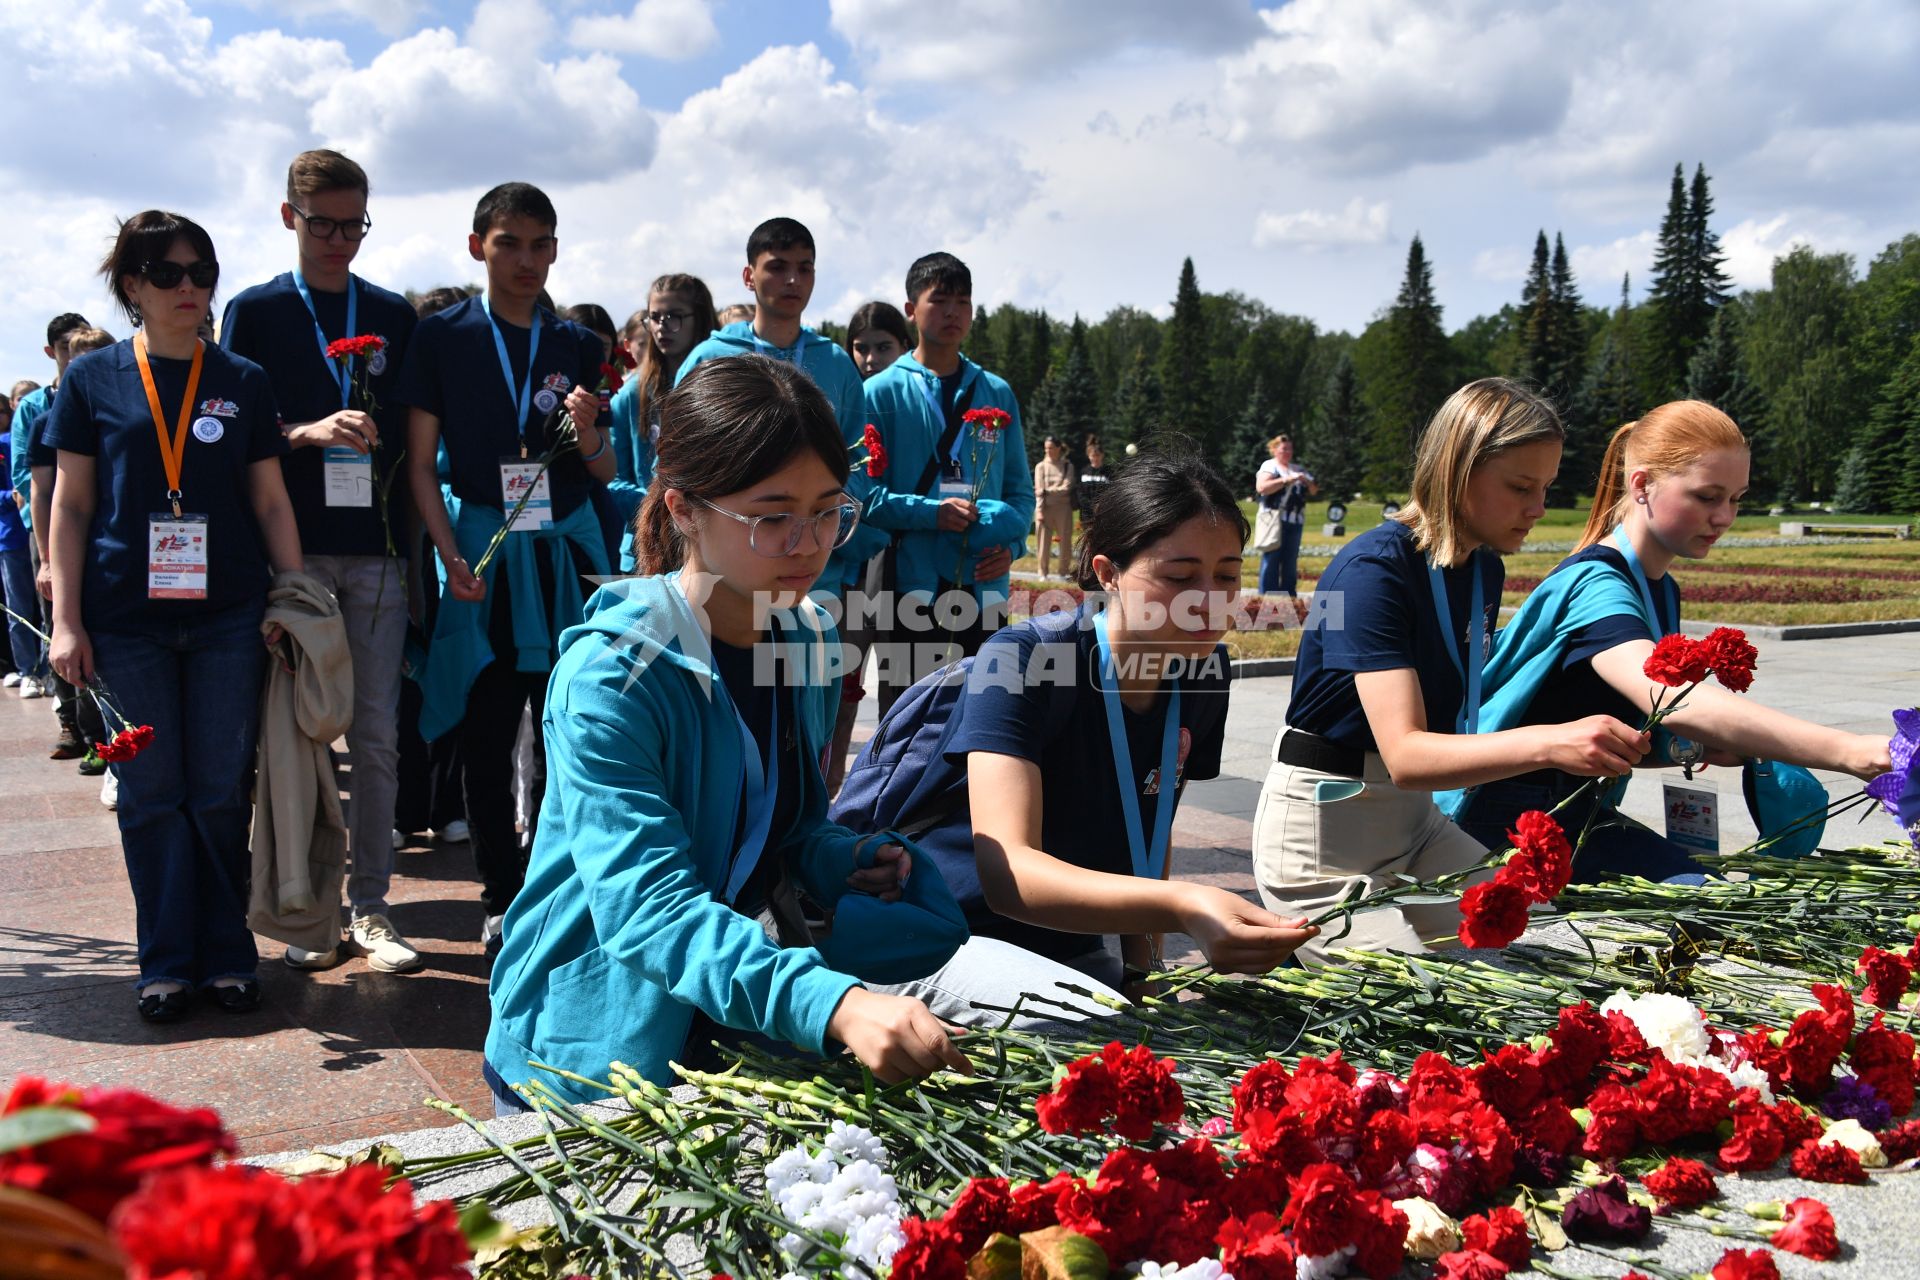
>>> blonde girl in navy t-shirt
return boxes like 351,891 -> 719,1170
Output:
1251,378 -> 1649,958
45,212 -> 304,1023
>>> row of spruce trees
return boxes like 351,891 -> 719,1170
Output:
919,165 -> 1920,515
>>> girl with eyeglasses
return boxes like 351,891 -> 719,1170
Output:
485,355 -> 972,1111
606,274 -> 718,570
42,211 -> 304,1023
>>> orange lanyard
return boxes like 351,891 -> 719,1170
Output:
133,332 -> 205,518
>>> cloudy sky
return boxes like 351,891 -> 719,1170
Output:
3,0 -> 1917,375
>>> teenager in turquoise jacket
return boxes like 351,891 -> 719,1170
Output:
486,355 -> 970,1111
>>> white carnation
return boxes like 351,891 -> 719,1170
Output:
825,1120 -> 889,1168
1137,1261 -> 1235,1280
764,1145 -> 820,1199
1599,990 -> 1710,1063
1819,1118 -> 1889,1168
763,1131 -> 907,1278
1296,1244 -> 1356,1280
1701,1055 -> 1777,1105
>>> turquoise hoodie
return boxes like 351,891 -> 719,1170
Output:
485,573 -> 962,1100
677,323 -> 891,587
860,352 -> 1033,604
605,376 -> 656,571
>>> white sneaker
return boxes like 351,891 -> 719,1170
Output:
436,819 -> 471,844
18,676 -> 46,699
391,828 -> 407,850
349,913 -> 423,973
284,943 -> 339,969
99,772 -> 118,810
3,672 -> 20,687
482,913 -> 506,958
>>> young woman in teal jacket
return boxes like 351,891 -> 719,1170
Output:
485,355 -> 971,1111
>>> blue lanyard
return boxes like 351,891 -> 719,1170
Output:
1425,555 -> 1486,735
723,682 -> 780,904
1093,611 -> 1182,880
917,367 -> 972,465
480,294 -> 540,447
292,269 -> 356,409
1610,525 -> 1680,636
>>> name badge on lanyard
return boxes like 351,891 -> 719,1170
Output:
499,458 -> 552,532
324,447 -> 373,507
937,460 -> 970,500
1664,778 -> 1720,852
1093,611 -> 1182,881
482,294 -> 540,457
1425,555 -> 1487,735
921,370 -> 973,500
135,334 -> 211,599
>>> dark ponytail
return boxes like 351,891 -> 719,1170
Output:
1072,439 -> 1249,590
633,355 -> 847,575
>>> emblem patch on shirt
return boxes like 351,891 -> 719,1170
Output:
199,398 -> 239,418
1142,728 -> 1194,796
366,343 -> 388,376
191,416 -> 224,443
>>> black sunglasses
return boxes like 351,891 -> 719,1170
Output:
142,260 -> 219,290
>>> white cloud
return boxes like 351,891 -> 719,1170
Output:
1569,231 -> 1656,300
232,0 -> 431,38
568,0 -> 718,59
1220,0 -> 1572,173
1719,215 -> 1819,290
1253,198 -> 1390,250
827,0 -> 1261,86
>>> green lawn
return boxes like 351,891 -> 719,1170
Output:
1008,502 -> 1920,656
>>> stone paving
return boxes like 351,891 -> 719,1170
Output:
0,630 -> 1911,1155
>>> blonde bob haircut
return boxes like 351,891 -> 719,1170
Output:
1395,377 -> 1564,568
1576,400 -> 1749,550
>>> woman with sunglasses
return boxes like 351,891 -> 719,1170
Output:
43,211 -> 304,1022
606,274 -> 718,570
486,355 -> 970,1111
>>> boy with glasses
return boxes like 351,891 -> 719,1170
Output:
221,149 -> 423,974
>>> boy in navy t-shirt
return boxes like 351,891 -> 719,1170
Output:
221,149 -> 422,975
396,182 -> 615,953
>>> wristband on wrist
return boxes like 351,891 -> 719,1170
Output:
579,436 -> 609,464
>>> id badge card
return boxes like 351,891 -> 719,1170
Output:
148,514 -> 210,600
936,460 -> 969,500
323,446 -> 373,507
499,459 -> 552,532
1663,778 -> 1720,853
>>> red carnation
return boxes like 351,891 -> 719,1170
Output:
94,725 -> 155,763
1880,1118 -> 1920,1163
860,422 -> 889,478
1711,1249 -> 1782,1280
1458,878 -> 1531,949
1769,1197 -> 1839,1260
0,1077 -> 232,1222
1782,988 -> 1853,1097
1643,1156 -> 1720,1210
1232,1058 -> 1294,1130
1718,1088 -> 1788,1171
1431,1251 -> 1511,1280
1644,633 -> 1709,687
1582,1079 -> 1641,1159
1540,1001 -> 1611,1096
597,361 -> 625,395
1055,1147 -> 1161,1260
1459,1204 -> 1531,1269
1788,1137 -> 1867,1184
1561,1173 -> 1651,1243
324,334 -> 385,361
1857,945 -> 1914,1010
1035,1046 -> 1120,1136
1106,1041 -> 1185,1140
1215,1211 -> 1298,1280
1004,1171 -> 1074,1235
961,406 -> 1011,442
1699,626 -> 1758,693
1850,1012 -> 1916,1116
112,1163 -> 467,1280
941,1176 -> 1010,1254
1501,810 -> 1572,904
888,1215 -> 970,1280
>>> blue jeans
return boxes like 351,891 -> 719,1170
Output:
0,546 -> 45,679
91,602 -> 267,991
1459,773 -> 1708,886
1259,520 -> 1304,595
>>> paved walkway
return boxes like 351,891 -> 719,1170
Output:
0,630 -> 1910,1154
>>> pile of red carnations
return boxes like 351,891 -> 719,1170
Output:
889,933 -> 1920,1280
0,1077 -> 470,1279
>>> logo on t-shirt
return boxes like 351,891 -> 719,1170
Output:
1142,727 -> 1193,796
199,398 -> 238,418
366,342 -> 388,376
533,371 -> 571,415
191,416 -> 224,443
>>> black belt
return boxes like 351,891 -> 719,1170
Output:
1276,729 -> 1365,779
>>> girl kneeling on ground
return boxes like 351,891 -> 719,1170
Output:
1251,378 -> 1650,958
1447,400 -> 1891,878
833,446 -> 1315,1019
485,356 -> 970,1113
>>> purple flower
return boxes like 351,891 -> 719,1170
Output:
1512,1144 -> 1571,1188
1563,1174 -> 1652,1242
1821,1074 -> 1893,1132
1864,707 -> 1920,851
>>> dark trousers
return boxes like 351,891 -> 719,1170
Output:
465,571 -> 551,917
1459,771 -> 1708,885
395,675 -> 465,834
91,603 -> 266,989
1258,520 -> 1304,595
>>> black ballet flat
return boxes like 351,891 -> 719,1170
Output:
208,980 -> 261,1013
137,988 -> 192,1023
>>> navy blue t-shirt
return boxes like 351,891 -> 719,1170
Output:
711,634 -> 803,913
1518,543 -> 1681,730
1286,520 -> 1504,754
41,340 -> 287,631
933,607 -> 1229,960
392,298 -> 604,520
220,272 -> 417,558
